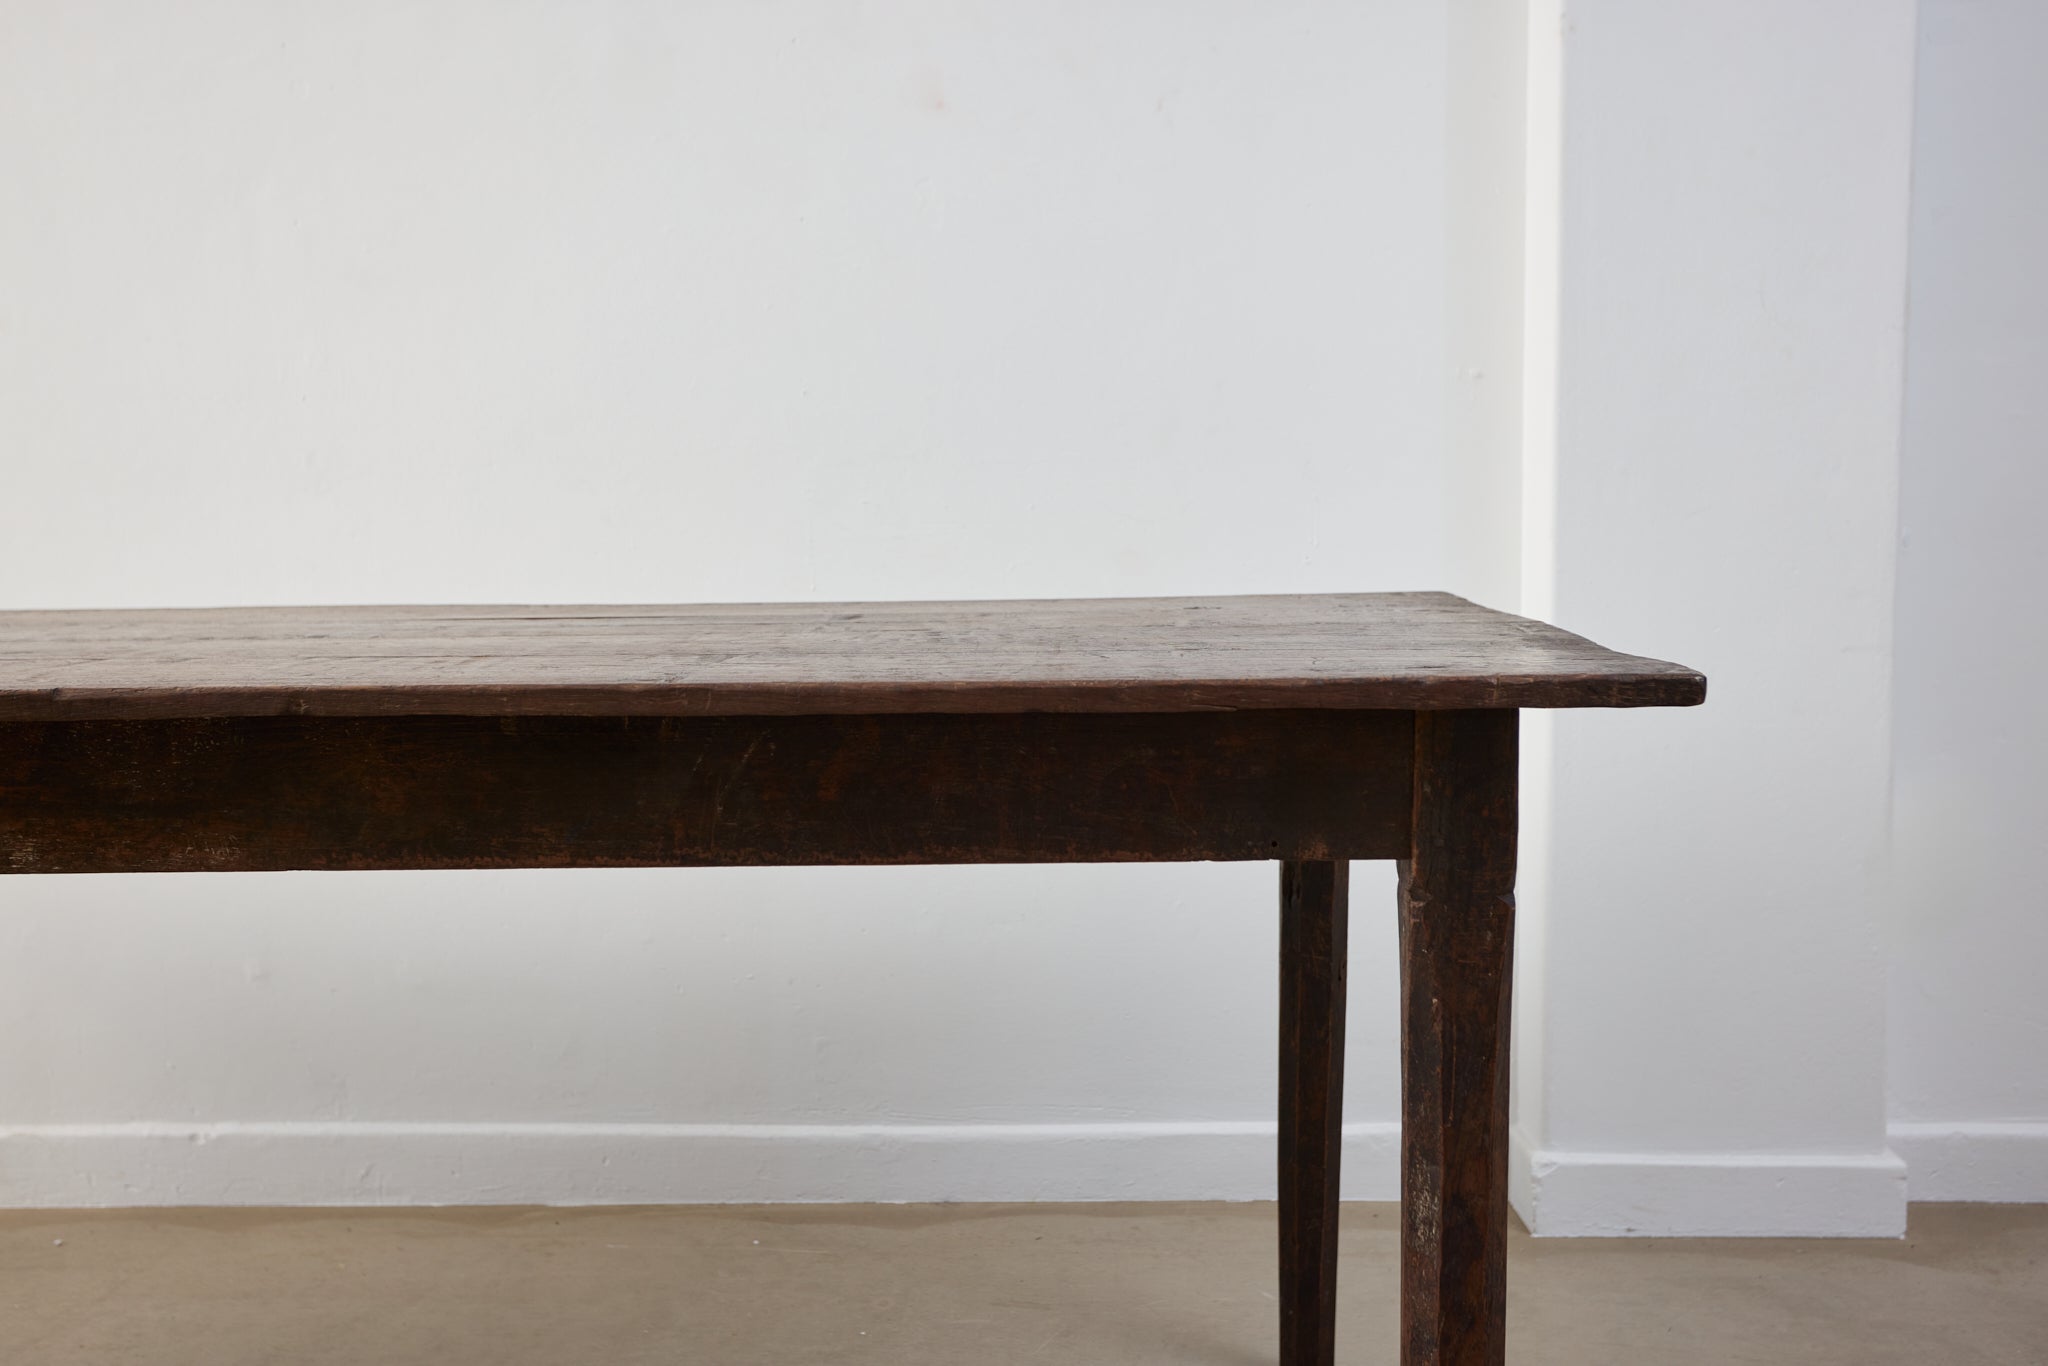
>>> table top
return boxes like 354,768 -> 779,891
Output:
0,592 -> 1704,720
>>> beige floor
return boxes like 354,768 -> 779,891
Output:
2,1202 -> 2043,1364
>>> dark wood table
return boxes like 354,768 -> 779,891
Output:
0,592 -> 1701,1365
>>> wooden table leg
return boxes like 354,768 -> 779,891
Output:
1279,858 -> 1348,1366
1398,710 -> 1517,1365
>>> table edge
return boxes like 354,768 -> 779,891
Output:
0,672 -> 1707,722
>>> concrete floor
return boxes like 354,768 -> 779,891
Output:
2,1203 -> 2043,1364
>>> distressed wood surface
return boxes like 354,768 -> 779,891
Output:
1399,710 -> 1518,1366
1278,859 -> 1349,1366
0,593 -> 1705,720
0,590 -> 1703,1366
0,710 -> 1413,874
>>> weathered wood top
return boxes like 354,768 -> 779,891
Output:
0,593 -> 1704,720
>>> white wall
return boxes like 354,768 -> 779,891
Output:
0,0 -> 1452,1203
1510,0 -> 1918,1236
5,0 -> 2040,1226
1887,0 -> 2048,1202
1441,0 -> 1527,612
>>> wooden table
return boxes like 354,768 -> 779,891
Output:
0,592 -> 1702,1365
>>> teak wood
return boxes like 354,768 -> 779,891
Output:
0,592 -> 1703,1366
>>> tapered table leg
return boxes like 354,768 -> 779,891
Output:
1398,710 -> 1517,1366
1279,858 -> 1348,1366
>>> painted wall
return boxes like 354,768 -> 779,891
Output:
4,0 -> 2040,1226
1887,0 -> 2048,1202
1510,0 -> 1918,1236
1441,0 -> 1527,612
0,0 -> 1450,1202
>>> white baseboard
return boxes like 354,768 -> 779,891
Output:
1889,1121 -> 2048,1203
1509,1126 -> 1907,1237
26,1121 -> 2014,1222
0,1120 -> 1402,1209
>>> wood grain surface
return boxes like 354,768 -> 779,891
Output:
1278,859 -> 1349,1366
0,710 -> 1414,873
0,589 -> 1698,1366
1399,710 -> 1519,1366
0,593 -> 1705,720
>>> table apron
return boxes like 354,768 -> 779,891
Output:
0,710 -> 1415,874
